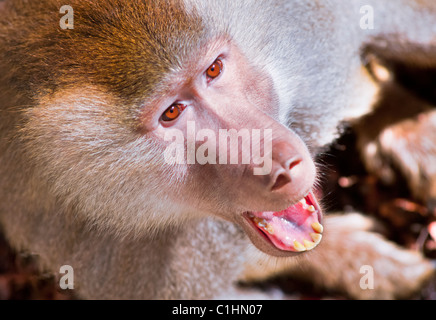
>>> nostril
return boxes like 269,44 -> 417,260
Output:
271,156 -> 303,191
271,172 -> 291,191
287,156 -> 302,170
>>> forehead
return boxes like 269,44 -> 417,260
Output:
5,0 -> 212,102
66,0 -> 207,98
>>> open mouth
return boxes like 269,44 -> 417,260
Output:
244,191 -> 323,253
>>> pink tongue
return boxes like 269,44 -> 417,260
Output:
250,197 -> 320,251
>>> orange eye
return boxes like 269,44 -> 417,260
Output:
206,58 -> 223,80
161,104 -> 185,122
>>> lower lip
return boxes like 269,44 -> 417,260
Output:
243,191 -> 322,253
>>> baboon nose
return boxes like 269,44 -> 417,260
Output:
271,156 -> 303,191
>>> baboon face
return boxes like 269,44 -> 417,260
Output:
3,0 -> 322,257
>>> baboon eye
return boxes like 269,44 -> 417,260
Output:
161,104 -> 185,122
206,58 -> 223,81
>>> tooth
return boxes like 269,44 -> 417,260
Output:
299,198 -> 308,209
293,240 -> 306,252
311,222 -> 323,234
265,225 -> 274,235
307,205 -> 315,212
253,217 -> 266,228
310,233 -> 322,244
303,239 -> 317,250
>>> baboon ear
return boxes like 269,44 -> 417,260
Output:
359,1 -> 436,70
362,44 -> 436,106
361,13 -> 436,104
363,40 -> 436,71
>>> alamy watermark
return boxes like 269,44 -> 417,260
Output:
359,265 -> 375,290
59,265 -> 74,290
164,121 -> 273,176
360,5 -> 374,30
59,5 -> 375,32
60,5 -> 74,30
